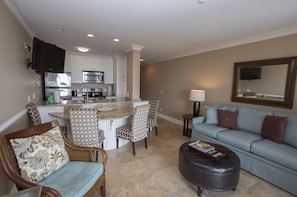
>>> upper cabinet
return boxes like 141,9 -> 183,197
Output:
103,56 -> 114,84
64,52 -> 113,84
82,55 -> 104,71
64,54 -> 71,72
64,52 -> 82,83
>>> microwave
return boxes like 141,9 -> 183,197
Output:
82,71 -> 104,83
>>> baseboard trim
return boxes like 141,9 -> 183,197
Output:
158,113 -> 183,126
0,109 -> 27,134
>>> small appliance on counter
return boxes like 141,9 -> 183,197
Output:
43,72 -> 72,101
106,86 -> 113,96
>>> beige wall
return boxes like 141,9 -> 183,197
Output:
140,34 -> 297,120
0,2 -> 42,194
0,2 -> 41,126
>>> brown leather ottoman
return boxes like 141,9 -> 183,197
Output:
179,142 -> 240,197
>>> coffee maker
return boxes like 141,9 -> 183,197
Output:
106,86 -> 112,96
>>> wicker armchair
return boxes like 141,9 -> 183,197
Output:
116,104 -> 150,155
0,120 -> 107,197
147,99 -> 160,135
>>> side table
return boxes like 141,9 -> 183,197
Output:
183,114 -> 193,137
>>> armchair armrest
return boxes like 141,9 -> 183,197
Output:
192,116 -> 205,124
62,135 -> 107,167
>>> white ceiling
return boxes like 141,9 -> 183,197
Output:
5,0 -> 297,64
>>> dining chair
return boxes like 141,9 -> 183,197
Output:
147,99 -> 160,135
26,103 -> 42,126
69,108 -> 105,149
116,104 -> 150,155
26,103 -> 68,137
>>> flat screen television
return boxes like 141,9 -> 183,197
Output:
240,67 -> 262,80
31,37 -> 65,73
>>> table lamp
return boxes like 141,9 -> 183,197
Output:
189,89 -> 205,117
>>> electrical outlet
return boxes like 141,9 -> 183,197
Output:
160,89 -> 163,94
160,107 -> 162,112
27,95 -> 31,103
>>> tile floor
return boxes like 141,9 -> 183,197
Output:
104,118 -> 294,197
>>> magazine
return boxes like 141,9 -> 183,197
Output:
188,141 -> 215,153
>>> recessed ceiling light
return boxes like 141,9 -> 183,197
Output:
77,47 -> 89,52
197,0 -> 205,4
87,34 -> 94,37
113,38 -> 120,42
55,28 -> 64,32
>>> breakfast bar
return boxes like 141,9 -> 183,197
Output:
38,98 -> 148,150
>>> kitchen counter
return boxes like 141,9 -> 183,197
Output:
39,97 -> 145,120
37,97 -> 142,107
38,98 -> 148,150
49,108 -> 134,120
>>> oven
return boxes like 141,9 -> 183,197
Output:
82,88 -> 105,100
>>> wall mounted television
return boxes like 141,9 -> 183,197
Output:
240,67 -> 262,80
31,37 -> 65,73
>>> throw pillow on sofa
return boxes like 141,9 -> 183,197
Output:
217,109 -> 238,129
9,126 -> 69,183
261,115 -> 287,143
205,106 -> 228,124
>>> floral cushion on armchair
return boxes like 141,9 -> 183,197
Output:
9,126 -> 69,183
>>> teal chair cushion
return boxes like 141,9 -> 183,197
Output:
39,161 -> 103,197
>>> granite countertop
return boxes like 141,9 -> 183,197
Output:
43,97 -> 147,120
49,108 -> 134,120
38,97 -> 142,107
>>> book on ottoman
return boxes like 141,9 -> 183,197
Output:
188,141 -> 215,153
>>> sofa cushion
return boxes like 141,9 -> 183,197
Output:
204,106 -> 227,124
274,112 -> 297,149
237,106 -> 273,135
261,115 -> 287,143
212,104 -> 238,111
251,139 -> 297,171
192,123 -> 228,138
9,126 -> 69,183
192,116 -> 205,124
217,130 -> 262,151
217,109 -> 238,129
39,161 -> 103,197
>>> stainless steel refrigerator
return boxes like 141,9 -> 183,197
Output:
43,72 -> 72,100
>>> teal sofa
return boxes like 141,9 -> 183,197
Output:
191,104 -> 297,196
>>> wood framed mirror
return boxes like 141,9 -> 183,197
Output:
231,56 -> 297,108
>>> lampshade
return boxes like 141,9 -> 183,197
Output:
189,89 -> 205,102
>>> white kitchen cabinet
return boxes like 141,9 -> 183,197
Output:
114,55 -> 127,98
70,54 -> 83,83
64,52 -> 82,83
64,53 -> 71,72
103,56 -> 114,84
82,55 -> 104,71
65,52 -> 113,84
